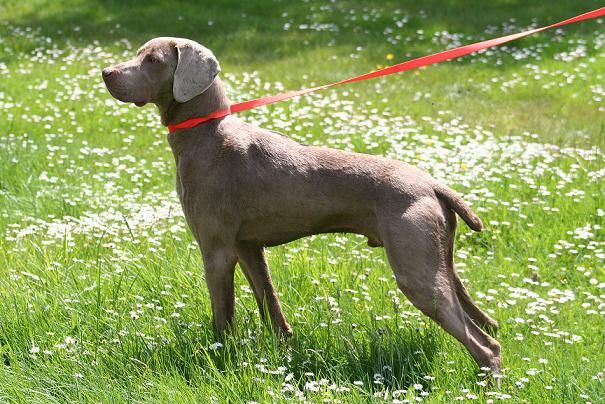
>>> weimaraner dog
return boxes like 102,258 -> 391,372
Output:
102,37 -> 501,372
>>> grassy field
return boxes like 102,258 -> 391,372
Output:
1,0 -> 604,402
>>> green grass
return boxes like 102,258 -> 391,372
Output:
1,0 -> 604,402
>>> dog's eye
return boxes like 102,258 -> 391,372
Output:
148,56 -> 159,63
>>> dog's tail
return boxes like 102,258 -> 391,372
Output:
434,185 -> 483,232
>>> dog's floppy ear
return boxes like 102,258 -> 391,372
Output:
173,40 -> 221,103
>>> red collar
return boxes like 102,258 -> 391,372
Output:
167,107 -> 232,133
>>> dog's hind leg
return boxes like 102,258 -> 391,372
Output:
379,199 -> 501,372
452,270 -> 499,336
442,209 -> 499,335
237,244 -> 292,336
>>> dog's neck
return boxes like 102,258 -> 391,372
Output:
159,78 -> 231,127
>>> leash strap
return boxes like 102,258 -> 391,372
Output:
167,7 -> 605,133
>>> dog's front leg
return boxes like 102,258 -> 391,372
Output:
201,248 -> 238,335
236,244 -> 292,337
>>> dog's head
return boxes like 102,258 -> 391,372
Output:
102,37 -> 221,107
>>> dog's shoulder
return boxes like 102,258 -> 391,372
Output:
219,116 -> 302,151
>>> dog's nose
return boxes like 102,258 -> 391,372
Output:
102,68 -> 114,78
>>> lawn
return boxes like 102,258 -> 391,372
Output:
0,0 -> 604,402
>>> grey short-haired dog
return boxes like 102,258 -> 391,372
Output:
103,37 -> 501,373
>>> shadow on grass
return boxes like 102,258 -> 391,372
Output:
120,316 -> 447,395
2,0 -> 603,67
285,323 -> 443,390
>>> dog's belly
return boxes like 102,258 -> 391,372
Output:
236,211 -> 381,247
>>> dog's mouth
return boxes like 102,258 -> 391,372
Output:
106,87 -> 148,107
103,72 -> 149,107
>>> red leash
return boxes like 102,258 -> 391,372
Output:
167,7 -> 605,133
